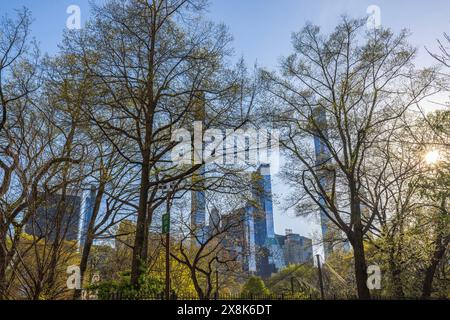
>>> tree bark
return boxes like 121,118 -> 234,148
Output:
388,257 -> 405,298
0,233 -> 7,300
421,243 -> 446,299
130,151 -> 151,287
422,197 -> 449,299
350,230 -> 371,299
191,269 -> 205,300
349,183 -> 371,300
74,181 -> 105,299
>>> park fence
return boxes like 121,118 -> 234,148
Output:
88,291 -> 316,300
82,290 -> 448,301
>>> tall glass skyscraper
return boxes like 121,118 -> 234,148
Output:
244,204 -> 257,272
190,93 -> 207,244
251,164 -> 283,277
191,166 -> 207,244
25,190 -> 82,242
80,185 -> 96,247
312,106 -> 335,259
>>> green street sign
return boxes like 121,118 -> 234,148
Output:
162,213 -> 170,234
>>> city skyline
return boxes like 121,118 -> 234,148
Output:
0,0 -> 448,302
2,0 -> 449,253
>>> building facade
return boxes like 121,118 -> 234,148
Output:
25,191 -> 82,241
80,185 -> 96,246
250,164 -> 281,277
191,166 -> 207,244
202,163 -> 315,277
312,106 -> 338,260
282,230 -> 314,265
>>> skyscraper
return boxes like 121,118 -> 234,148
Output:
25,190 -> 82,242
312,106 -> 336,260
80,185 -> 96,247
222,163 -> 317,275
282,230 -> 314,265
222,207 -> 254,272
191,167 -> 207,244
220,164 -> 279,276
251,164 -> 282,277
191,93 -> 207,244
209,207 -> 221,232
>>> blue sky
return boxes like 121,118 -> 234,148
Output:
206,0 -> 450,69
2,0 -> 450,67
2,0 -> 449,252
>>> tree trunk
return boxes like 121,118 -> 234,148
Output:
422,197 -> 449,299
130,152 -> 150,287
421,233 -> 448,299
141,206 -> 154,263
386,237 -> 405,298
349,183 -> 371,300
0,237 -> 7,300
74,182 -> 105,299
350,230 -> 371,299
191,269 -> 205,300
45,189 -> 68,296
389,261 -> 405,298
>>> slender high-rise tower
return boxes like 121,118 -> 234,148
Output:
191,167 -> 206,243
312,107 -> 335,260
80,185 -> 96,247
191,93 -> 207,244
256,164 -> 275,240
251,164 -> 283,277
209,207 -> 220,231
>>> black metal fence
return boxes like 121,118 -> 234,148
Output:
84,290 -> 448,301
97,291 -> 316,301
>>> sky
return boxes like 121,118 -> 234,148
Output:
2,0 -> 450,253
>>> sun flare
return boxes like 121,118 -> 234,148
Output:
425,150 -> 440,165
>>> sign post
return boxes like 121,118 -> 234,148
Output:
162,213 -> 170,234
163,212 -> 170,300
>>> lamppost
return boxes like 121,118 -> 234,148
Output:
215,263 -> 219,299
316,254 -> 325,300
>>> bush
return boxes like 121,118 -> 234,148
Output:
89,269 -> 164,300
241,276 -> 270,297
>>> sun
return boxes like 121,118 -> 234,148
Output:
425,150 -> 440,165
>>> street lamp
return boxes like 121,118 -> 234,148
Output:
160,180 -> 175,300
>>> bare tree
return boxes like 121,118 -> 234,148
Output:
60,0 -> 260,288
262,17 -> 435,298
0,9 -> 88,299
360,116 -> 424,297
169,197 -> 247,300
